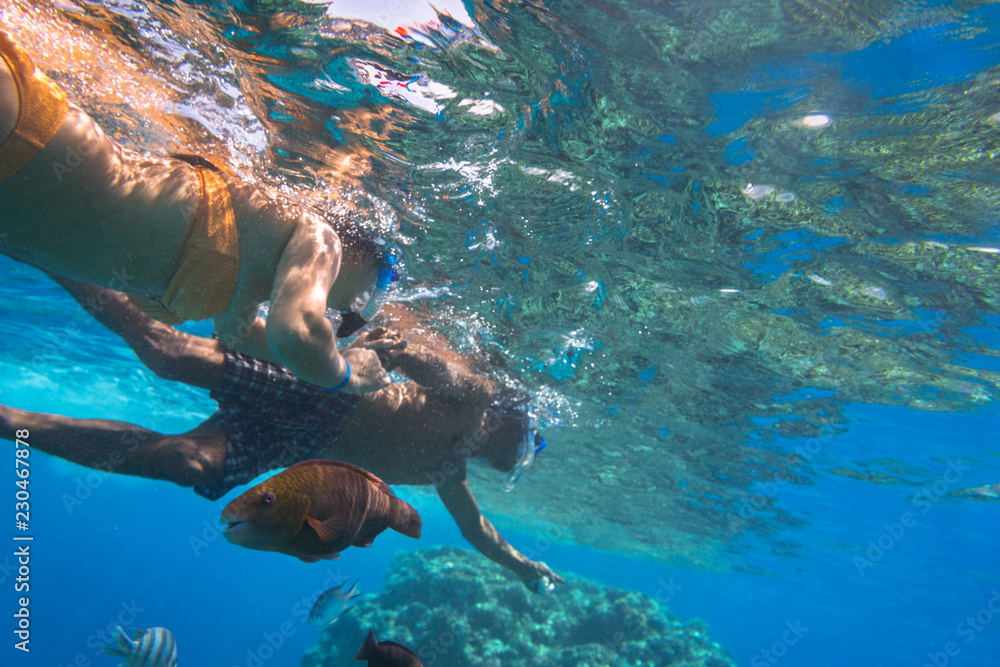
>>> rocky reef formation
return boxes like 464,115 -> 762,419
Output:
302,546 -> 734,667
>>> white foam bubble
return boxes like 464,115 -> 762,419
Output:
743,183 -> 776,199
795,114 -> 832,129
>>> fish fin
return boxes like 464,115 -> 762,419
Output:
299,555 -> 321,563
315,607 -> 354,629
352,526 -> 387,548
306,514 -> 349,543
100,626 -> 132,657
380,640 -> 419,658
390,498 -> 423,539
308,611 -> 331,628
287,459 -> 396,497
355,629 -> 378,660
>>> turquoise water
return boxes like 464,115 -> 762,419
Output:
2,0 -> 1000,665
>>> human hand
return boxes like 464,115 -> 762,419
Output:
520,560 -> 565,594
339,347 -> 392,394
347,326 -> 407,371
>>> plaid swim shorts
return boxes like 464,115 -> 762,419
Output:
193,348 -> 360,500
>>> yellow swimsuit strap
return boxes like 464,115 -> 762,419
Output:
0,30 -> 69,184
128,157 -> 240,324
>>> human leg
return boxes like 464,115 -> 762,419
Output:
52,275 -> 226,390
0,404 -> 226,489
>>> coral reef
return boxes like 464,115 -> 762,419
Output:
302,546 -> 734,667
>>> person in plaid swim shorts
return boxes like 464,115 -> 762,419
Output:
0,277 -> 563,592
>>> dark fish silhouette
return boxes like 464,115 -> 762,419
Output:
355,629 -> 423,666
221,460 -> 421,562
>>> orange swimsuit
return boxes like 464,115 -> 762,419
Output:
0,30 -> 240,323
128,156 -> 241,324
0,29 -> 69,184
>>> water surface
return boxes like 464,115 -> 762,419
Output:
1,0 -> 998,665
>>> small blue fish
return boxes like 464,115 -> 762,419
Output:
309,579 -> 361,627
102,625 -> 177,667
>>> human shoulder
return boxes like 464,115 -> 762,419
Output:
229,182 -> 340,260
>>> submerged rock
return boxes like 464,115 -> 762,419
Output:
301,546 -> 734,667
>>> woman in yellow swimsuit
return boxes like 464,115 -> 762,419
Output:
0,29 -> 392,394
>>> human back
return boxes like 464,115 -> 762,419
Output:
0,95 -> 299,311
2,106 -> 198,294
0,29 -> 391,393
339,381 -> 486,485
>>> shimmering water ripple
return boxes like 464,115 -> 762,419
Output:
4,0 -> 999,565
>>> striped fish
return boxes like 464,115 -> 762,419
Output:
101,625 -> 178,667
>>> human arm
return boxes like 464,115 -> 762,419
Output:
436,476 -> 564,593
214,306 -> 278,363
261,219 -> 390,393
352,326 -> 496,408
50,274 -> 225,390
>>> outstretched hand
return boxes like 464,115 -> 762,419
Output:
347,326 -> 408,371
521,560 -> 565,594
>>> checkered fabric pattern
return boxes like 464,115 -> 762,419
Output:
193,348 -> 360,500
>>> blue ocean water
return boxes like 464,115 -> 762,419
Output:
2,345 -> 997,666
3,0 -> 1000,666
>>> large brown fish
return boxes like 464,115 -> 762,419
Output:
221,460 -> 422,562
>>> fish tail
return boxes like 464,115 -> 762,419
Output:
100,625 -> 132,657
390,497 -> 422,539
355,628 -> 379,660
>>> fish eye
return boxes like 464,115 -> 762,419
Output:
262,492 -> 275,505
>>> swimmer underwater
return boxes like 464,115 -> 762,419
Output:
0,27 -> 390,393
0,279 -> 563,593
